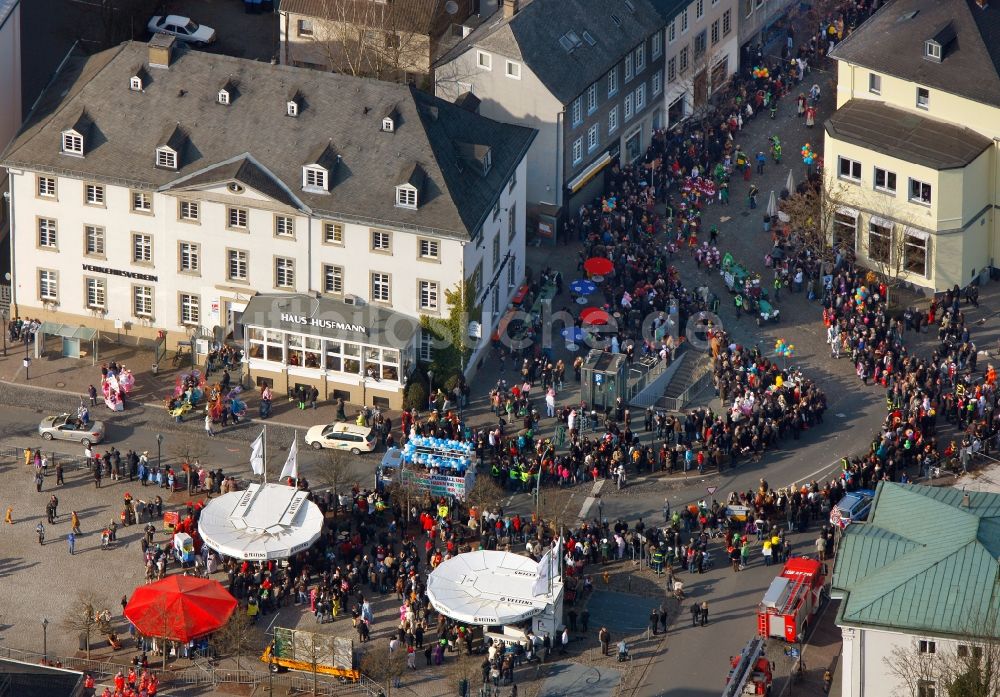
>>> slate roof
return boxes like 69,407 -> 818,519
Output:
825,99 -> 992,170
829,0 -> 1000,108
1,41 -> 536,240
831,482 -> 1000,639
437,0 -> 665,105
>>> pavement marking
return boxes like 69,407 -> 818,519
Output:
835,413 -> 846,418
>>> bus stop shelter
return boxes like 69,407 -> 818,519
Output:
36,323 -> 99,364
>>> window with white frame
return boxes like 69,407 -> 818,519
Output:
155,147 -> 177,169
696,0 -> 704,18
477,50 -> 492,70
367,347 -> 400,381
275,215 -> 294,237
85,225 -> 105,256
832,209 -> 858,252
635,83 -> 646,110
869,73 -> 881,94
635,44 -> 645,72
303,166 -> 327,190
323,264 -> 344,294
37,176 -> 56,198
668,57 -> 676,83
572,138 -> 583,165
371,272 -> 390,302
132,191 -> 151,212
608,66 -> 619,96
868,218 -> 892,264
669,20 -> 676,42
396,186 -> 417,208
472,260 -> 483,295
874,167 -> 896,194
297,18 -> 314,36
572,97 -> 582,126
133,285 -> 153,318
652,30 -> 662,58
179,293 -> 200,325
625,53 -> 634,82
924,41 -> 941,61
588,124 -> 599,152
275,257 -> 295,288
39,270 -> 58,301
324,222 -> 344,244
917,680 -> 936,697
694,29 -> 707,56
508,202 -> 517,242
228,206 -> 247,228
723,9 -> 731,35
130,76 -> 143,91
38,218 -> 57,248
711,19 -> 719,45
419,238 -> 439,259
609,105 -> 619,134
506,60 -> 521,79
419,280 -> 440,311
916,87 -> 929,109
227,249 -> 248,281
179,200 -> 200,221
247,328 -> 283,363
132,233 -> 152,263
418,331 -> 434,362
958,645 -> 984,660
588,84 -> 598,114
85,277 -> 106,310
624,93 -> 634,120
838,157 -> 862,182
85,183 -> 104,206
681,8 -> 688,31
179,242 -> 200,272
217,89 -> 230,105
371,229 -> 392,252
909,178 -> 932,204
680,46 -> 689,73
904,229 -> 929,277
62,132 -> 83,155
287,100 -> 299,117
653,69 -> 662,96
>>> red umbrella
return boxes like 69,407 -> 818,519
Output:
580,307 -> 611,326
125,576 -> 237,642
583,257 -> 614,276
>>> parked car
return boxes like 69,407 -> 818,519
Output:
305,422 -> 376,454
38,414 -> 105,446
830,489 -> 876,529
147,15 -> 216,45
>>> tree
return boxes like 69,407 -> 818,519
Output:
62,591 -> 110,660
310,0 -> 432,84
211,610 -> 257,670
780,178 -> 853,270
464,475 -> 503,515
168,438 -> 211,492
420,280 -> 481,383
359,643 -> 406,697
314,450 -> 354,507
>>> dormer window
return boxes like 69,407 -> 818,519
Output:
62,132 -> 83,156
129,66 -> 149,92
287,88 -> 303,117
130,76 -> 143,91
287,100 -> 298,117
382,117 -> 394,132
924,40 -> 941,61
396,185 -> 417,209
155,146 -> 177,170
303,166 -> 328,190
218,89 -> 230,105
482,148 -> 492,174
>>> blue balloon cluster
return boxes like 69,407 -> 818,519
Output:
403,436 -> 474,472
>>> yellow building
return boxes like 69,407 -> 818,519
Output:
822,0 -> 1000,292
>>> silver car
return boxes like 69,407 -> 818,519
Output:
38,414 -> 105,446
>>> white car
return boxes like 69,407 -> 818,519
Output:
305,422 -> 376,454
148,15 -> 216,45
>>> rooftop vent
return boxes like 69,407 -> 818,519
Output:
624,0 -> 635,12
897,10 -> 919,22
582,31 -> 596,46
961,491 -> 971,508
559,30 -> 582,52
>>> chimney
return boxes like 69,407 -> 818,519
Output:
503,0 -> 519,19
961,491 -> 971,508
148,33 -> 176,69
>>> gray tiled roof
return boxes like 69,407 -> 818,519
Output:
439,0 -> 665,104
1,41 -> 536,240
825,99 -> 992,170
830,0 -> 1000,108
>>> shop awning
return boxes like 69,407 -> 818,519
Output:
567,152 -> 612,194
241,293 -> 419,348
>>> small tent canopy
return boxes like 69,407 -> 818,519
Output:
37,322 -> 99,364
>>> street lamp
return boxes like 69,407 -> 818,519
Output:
42,617 -> 49,663
427,370 -> 434,409
23,330 -> 30,381
156,433 -> 163,472
1,309 -> 6,357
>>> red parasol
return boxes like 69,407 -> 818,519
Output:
124,576 -> 237,642
583,257 -> 614,276
580,307 -> 611,326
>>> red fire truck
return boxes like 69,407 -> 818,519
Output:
722,636 -> 773,696
757,557 -> 826,643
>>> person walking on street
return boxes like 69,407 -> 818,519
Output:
55,461 -> 64,486
68,531 -> 76,555
205,413 -> 215,437
649,609 -> 659,635
88,384 -> 97,406
4,506 -> 13,524
36,522 -> 45,545
748,184 -> 759,209
71,511 -> 81,534
35,471 -> 43,493
49,494 -> 59,520
756,151 -> 766,175
598,626 -> 610,655
700,601 -> 709,626
690,603 -> 700,627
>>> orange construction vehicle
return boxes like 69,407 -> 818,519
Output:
757,557 -> 826,643
723,636 -> 773,696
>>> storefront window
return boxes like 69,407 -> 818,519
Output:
247,327 -> 264,359
287,333 -> 304,367
265,330 -> 283,363
343,343 -> 361,374
325,341 -> 343,372
304,337 -> 322,368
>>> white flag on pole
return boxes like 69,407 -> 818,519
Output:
532,548 -> 552,597
250,429 -> 265,475
279,436 -> 299,481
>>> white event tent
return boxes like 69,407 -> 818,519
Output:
198,482 -> 324,560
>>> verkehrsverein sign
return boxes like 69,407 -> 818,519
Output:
82,263 -> 158,283
279,312 -> 369,337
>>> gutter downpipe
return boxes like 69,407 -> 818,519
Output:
556,111 -> 564,209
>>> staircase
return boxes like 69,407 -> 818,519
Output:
657,353 -> 712,412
